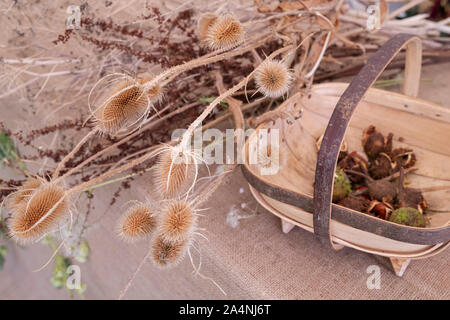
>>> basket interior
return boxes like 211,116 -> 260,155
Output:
247,83 -> 450,229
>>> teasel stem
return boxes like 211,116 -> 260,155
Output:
52,129 -> 98,179
241,10 -> 305,27
54,102 -> 200,182
67,147 -> 161,195
180,45 -> 294,147
117,247 -> 152,300
140,34 -> 274,94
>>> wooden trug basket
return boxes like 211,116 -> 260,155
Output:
242,34 -> 450,276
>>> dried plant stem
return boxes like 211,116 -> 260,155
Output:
388,0 -> 427,20
213,70 -> 244,140
181,45 -> 293,146
117,247 -> 152,300
32,240 -> 65,272
56,102 -> 200,182
82,165 -> 156,192
242,10 -> 304,27
141,34 -> 274,93
68,148 -> 160,195
53,129 -> 97,179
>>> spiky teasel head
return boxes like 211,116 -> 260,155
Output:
197,13 -> 218,41
205,14 -> 244,50
7,177 -> 43,210
151,233 -> 190,268
117,203 -> 156,243
8,182 -> 68,243
154,145 -> 197,198
254,60 -> 292,98
158,200 -> 197,243
92,74 -> 160,136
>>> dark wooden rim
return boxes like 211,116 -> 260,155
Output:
241,165 -> 450,245
241,34 -> 450,246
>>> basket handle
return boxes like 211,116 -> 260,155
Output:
313,34 -> 422,249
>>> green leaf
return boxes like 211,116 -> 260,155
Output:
75,240 -> 89,263
0,245 -> 7,270
0,131 -> 15,163
0,220 -> 8,239
199,96 -> 228,108
0,130 -> 25,170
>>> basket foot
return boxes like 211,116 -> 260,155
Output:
390,257 -> 411,277
281,219 -> 295,234
332,243 -> 345,251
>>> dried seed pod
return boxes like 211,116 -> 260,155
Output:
389,207 -> 426,227
362,126 -> 390,160
396,168 -> 426,212
205,14 -> 244,50
94,78 -> 154,135
338,151 -> 368,184
8,178 -> 43,209
368,179 -> 397,202
384,132 -> 393,154
368,200 -> 393,220
117,203 -> 156,243
369,152 -> 393,179
391,148 -> 416,171
151,233 -> 189,268
254,60 -> 292,98
397,187 -> 426,211
8,183 -> 68,242
158,200 -> 197,243
197,13 -> 218,41
155,147 -> 196,198
332,169 -> 352,203
338,195 -> 370,212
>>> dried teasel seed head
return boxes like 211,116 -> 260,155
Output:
151,233 -> 189,268
8,183 -> 68,243
254,60 -> 292,98
155,147 -> 196,198
197,13 -> 218,41
95,78 -> 153,135
158,200 -> 197,243
117,203 -> 156,243
7,178 -> 43,210
205,14 -> 244,50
